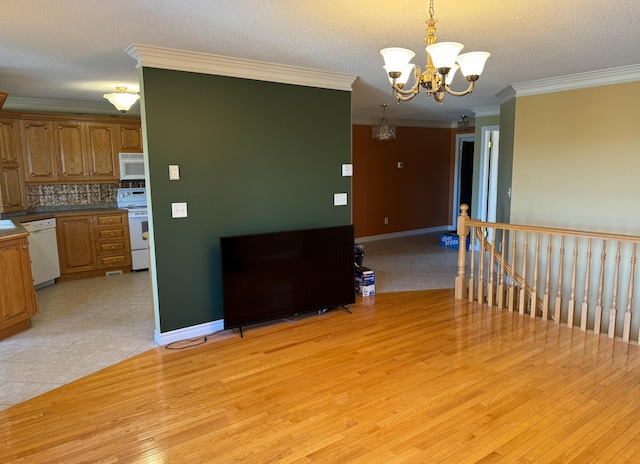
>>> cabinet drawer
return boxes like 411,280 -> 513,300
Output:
97,254 -> 130,269
96,227 -> 125,240
96,240 -> 127,254
95,214 -> 125,227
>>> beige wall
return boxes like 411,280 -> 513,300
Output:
511,81 -> 640,235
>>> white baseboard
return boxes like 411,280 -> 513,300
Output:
356,225 -> 451,243
154,319 -> 225,346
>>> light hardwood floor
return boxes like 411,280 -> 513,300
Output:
2,289 -> 640,463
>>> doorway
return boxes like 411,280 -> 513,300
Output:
477,126 -> 500,223
453,134 -> 475,226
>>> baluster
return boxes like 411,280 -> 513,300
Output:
469,226 -> 476,302
543,234 -> 552,321
478,227 -> 485,304
508,231 -> 517,312
487,229 -> 496,307
623,243 -> 636,342
496,230 -> 506,309
455,204 -> 469,300
608,241 -> 622,339
567,237 -> 579,328
519,232 -> 528,316
580,239 -> 592,331
594,240 -> 606,335
531,233 -> 540,318
555,236 -> 565,324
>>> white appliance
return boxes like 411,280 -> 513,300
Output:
119,152 -> 146,180
22,218 -> 61,289
116,188 -> 149,271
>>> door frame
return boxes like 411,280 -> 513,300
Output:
477,126 -> 500,224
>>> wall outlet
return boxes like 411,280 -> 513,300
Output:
341,164 -> 353,176
334,193 -> 348,206
171,202 -> 188,218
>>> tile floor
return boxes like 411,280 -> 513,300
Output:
0,231 -> 459,410
0,271 -> 157,410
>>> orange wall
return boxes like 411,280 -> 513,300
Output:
352,125 -> 455,238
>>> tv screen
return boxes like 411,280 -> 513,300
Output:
220,224 -> 355,330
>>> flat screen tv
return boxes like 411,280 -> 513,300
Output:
220,224 -> 355,331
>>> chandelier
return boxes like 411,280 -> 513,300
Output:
372,104 -> 396,141
380,0 -> 490,104
457,115 -> 470,131
103,86 -> 140,113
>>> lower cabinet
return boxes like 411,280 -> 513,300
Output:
56,211 -> 131,281
0,234 -> 38,340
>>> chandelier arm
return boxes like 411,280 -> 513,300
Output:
443,80 -> 475,97
393,82 -> 420,101
389,65 -> 423,97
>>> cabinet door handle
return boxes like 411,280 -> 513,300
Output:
22,244 -> 28,249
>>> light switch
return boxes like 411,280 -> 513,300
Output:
171,202 -> 188,218
334,193 -> 348,206
341,164 -> 353,176
169,165 -> 180,180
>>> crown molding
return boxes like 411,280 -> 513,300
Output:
510,64 -> 640,97
3,97 -> 139,117
125,43 -> 358,92
470,105 -> 501,117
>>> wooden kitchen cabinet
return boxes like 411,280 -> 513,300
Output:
57,211 -> 131,281
20,119 -> 58,183
94,212 -> 131,269
20,114 -> 139,184
117,123 -> 143,153
0,234 -> 39,341
52,121 -> 118,182
0,117 -> 28,212
56,214 -> 97,274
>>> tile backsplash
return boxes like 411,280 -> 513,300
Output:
27,181 -> 145,209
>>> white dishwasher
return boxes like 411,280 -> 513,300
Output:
22,218 -> 61,289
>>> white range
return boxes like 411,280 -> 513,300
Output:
116,188 -> 149,271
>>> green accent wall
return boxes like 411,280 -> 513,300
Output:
141,68 -> 352,333
497,99 -> 515,225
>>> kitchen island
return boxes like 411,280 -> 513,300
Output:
0,220 -> 39,340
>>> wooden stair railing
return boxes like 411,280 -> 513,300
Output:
454,204 -> 640,343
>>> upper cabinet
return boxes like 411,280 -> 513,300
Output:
18,115 -> 141,184
0,117 -> 28,212
20,119 -> 58,183
117,124 -> 143,153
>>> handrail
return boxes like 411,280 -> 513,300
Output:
454,204 -> 640,343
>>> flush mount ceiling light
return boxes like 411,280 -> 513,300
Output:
372,104 -> 396,141
380,0 -> 490,105
103,86 -> 140,113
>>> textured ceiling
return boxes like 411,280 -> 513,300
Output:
2,0 -> 640,125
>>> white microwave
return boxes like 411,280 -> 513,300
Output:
119,153 -> 146,180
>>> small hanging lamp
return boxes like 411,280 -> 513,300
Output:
372,104 -> 396,141
457,115 -> 470,131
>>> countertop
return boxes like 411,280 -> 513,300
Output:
3,206 -> 129,223
0,206 -> 129,240
0,221 -> 28,240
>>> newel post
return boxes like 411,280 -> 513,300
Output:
455,204 -> 469,299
